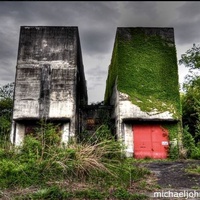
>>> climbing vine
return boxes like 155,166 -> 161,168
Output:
104,28 -> 181,119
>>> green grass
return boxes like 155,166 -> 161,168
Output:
185,164 -> 200,175
0,122 -> 150,199
14,186 -> 148,200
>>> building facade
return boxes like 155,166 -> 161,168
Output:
10,26 -> 87,146
104,27 -> 182,158
10,26 -> 182,159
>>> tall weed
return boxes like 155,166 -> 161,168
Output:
0,120 -> 150,200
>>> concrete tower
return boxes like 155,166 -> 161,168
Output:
105,27 -> 182,158
11,26 -> 87,146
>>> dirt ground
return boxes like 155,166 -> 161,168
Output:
142,159 -> 200,189
140,159 -> 200,199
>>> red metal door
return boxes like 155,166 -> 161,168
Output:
133,124 -> 169,159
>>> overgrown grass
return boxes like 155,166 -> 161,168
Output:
14,186 -> 148,200
0,122 -> 150,199
185,164 -> 200,175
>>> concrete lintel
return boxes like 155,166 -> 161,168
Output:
122,118 -> 179,123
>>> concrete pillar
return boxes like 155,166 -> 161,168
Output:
61,122 -> 70,145
124,123 -> 134,157
12,122 -> 25,146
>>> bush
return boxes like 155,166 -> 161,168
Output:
182,126 -> 200,159
17,186 -> 72,200
182,126 -> 196,157
0,121 -> 150,200
82,124 -> 115,144
0,121 -> 125,188
112,187 -> 147,200
191,147 -> 200,159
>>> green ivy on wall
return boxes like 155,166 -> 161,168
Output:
163,123 -> 182,159
104,28 -> 181,119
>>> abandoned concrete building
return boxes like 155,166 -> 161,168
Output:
11,26 -> 182,159
104,27 -> 182,158
10,26 -> 88,146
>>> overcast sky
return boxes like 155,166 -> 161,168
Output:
0,1 -> 199,103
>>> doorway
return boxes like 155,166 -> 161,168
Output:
133,124 -> 169,159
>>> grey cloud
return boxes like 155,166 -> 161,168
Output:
88,81 -> 105,92
13,2 -> 119,26
0,1 -> 197,102
88,84 -> 104,92
173,2 -> 200,45
86,65 -> 107,76
87,75 -> 105,86
81,29 -> 115,55
0,60 -> 16,82
0,29 -> 18,85
86,65 -> 107,92
118,1 -> 159,26
176,2 -> 200,21
0,2 -> 120,27
0,2 -> 75,24
124,1 -> 158,18
174,20 -> 200,45
0,32 -> 18,58
0,1 -> 120,66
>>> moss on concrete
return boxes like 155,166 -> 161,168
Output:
104,28 -> 181,119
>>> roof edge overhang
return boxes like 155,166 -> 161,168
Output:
122,118 -> 179,123
13,117 -> 71,122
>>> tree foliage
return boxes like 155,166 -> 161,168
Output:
181,77 -> 200,136
179,43 -> 200,70
0,82 -> 14,100
180,44 -> 200,144
0,82 -> 14,138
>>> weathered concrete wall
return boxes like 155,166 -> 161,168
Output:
11,26 -> 87,146
110,81 -> 179,157
110,81 -> 134,156
79,104 -> 113,139
106,27 -> 182,157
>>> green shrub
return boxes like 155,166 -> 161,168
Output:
82,124 -> 115,144
112,187 -> 147,200
74,189 -> 105,199
182,126 -> 200,159
19,187 -> 148,200
17,186 -> 73,200
169,145 -> 179,160
0,121 -> 151,200
191,147 -> 200,159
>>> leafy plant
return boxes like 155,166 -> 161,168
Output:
0,121 -> 151,199
182,126 -> 200,159
179,43 -> 200,143
0,82 -> 14,148
179,43 -> 200,70
181,78 -> 200,142
82,124 -> 114,144
112,187 -> 147,200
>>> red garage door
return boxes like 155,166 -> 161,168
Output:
133,124 -> 169,159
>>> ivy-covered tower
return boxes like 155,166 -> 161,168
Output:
104,27 -> 182,158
